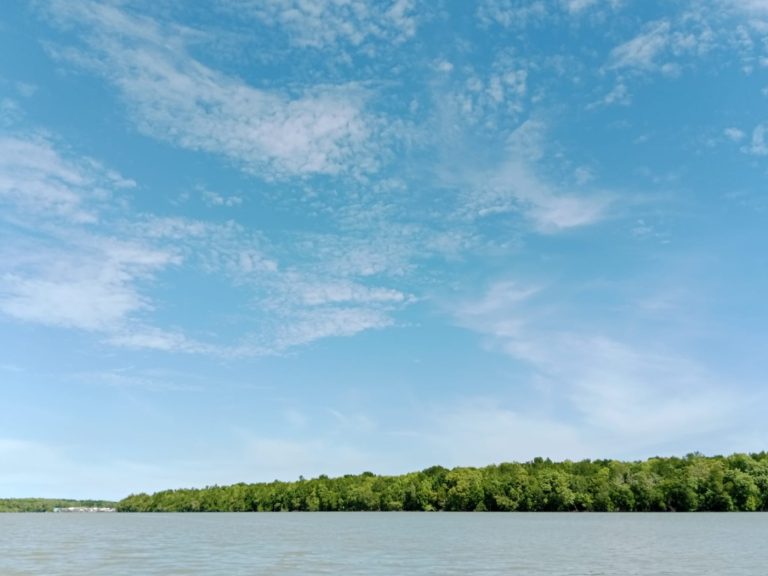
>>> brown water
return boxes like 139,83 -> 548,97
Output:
1,512 -> 766,575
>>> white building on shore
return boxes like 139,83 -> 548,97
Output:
52,507 -> 116,513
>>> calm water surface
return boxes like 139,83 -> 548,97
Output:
1,513 -> 766,575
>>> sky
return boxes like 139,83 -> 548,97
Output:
0,0 -> 767,500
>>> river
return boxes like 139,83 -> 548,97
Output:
1,512 -> 766,575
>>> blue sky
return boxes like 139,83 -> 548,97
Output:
1,0 -> 767,499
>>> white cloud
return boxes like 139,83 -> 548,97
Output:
238,274 -> 410,352
432,49 -> 531,139
563,0 -> 599,12
631,218 -> 663,241
0,134 -> 305,356
0,234 -> 178,332
106,326 -> 213,354
561,0 -> 624,14
454,67 -> 528,128
15,82 -> 37,97
574,166 -> 594,185
742,123 -> 768,155
477,0 -> 549,29
457,282 -> 539,337
327,408 -> 377,434
478,0 -> 626,27
76,369 -> 203,392
724,127 -> 746,142
221,0 -> 418,49
0,133 -> 412,354
271,306 -> 394,351
45,1 -> 379,179
291,279 -> 407,306
455,280 -> 738,447
721,0 -> 768,14
601,82 -> 631,106
0,363 -> 24,373
0,134 -> 178,337
0,98 -> 23,127
132,215 -> 277,278
127,213 -> 414,354
610,21 -> 671,71
0,135 -> 132,224
201,189 -> 243,207
290,228 -> 417,278
1,271 -> 140,331
458,121 -> 610,232
606,11 -> 718,78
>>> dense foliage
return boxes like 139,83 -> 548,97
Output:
118,453 -> 768,512
0,499 -> 116,512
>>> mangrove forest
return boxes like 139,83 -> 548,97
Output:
118,452 -> 768,512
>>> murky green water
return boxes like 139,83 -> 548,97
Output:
1,512 -> 766,575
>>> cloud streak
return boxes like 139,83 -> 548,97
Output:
742,123 -> 768,156
220,0 -> 418,49
0,135 -> 175,335
609,21 -> 671,71
0,128 -> 414,355
453,121 -> 611,232
0,228 -> 179,333
455,279 -> 739,449
0,135 -> 133,224
46,1 -> 379,179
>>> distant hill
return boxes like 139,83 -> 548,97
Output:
118,452 -> 768,512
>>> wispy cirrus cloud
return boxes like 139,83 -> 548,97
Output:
0,134 -> 173,334
0,135 -> 133,224
246,273 -> 410,353
269,306 -> 395,351
742,123 -> 768,156
75,368 -> 204,393
0,136 -> 193,345
0,98 -> 23,127
201,188 -> 243,208
219,0 -> 419,50
439,55 -> 529,133
130,214 -> 414,354
0,226 -> 179,334
0,127 -> 415,355
44,1 -> 380,179
454,279 -> 739,448
609,21 -> 672,72
561,0 -> 625,15
462,154 -> 610,232
451,121 -> 611,232
282,278 -> 407,307
604,7 -> 755,80
724,127 -> 746,142
478,0 -> 624,27
591,81 -> 631,108
562,0 -> 599,13
476,0 -> 550,29
720,0 -> 768,15
106,325 -> 215,354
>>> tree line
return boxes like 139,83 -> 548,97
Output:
117,453 -> 768,512
0,498 -> 116,512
